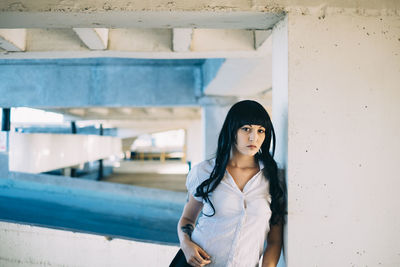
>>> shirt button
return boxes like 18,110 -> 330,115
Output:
243,199 -> 247,209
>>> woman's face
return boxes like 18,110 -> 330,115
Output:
234,124 -> 266,156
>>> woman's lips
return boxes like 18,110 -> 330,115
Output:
247,145 -> 257,148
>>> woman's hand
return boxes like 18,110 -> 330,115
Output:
181,239 -> 211,267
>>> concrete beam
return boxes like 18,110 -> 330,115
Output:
0,29 -> 26,51
0,58 -> 206,107
68,108 -> 86,117
0,0 -> 397,18
172,28 -> 192,52
0,11 -> 284,29
73,28 -> 108,50
88,108 -> 109,116
0,48 -> 274,60
118,108 -> 132,115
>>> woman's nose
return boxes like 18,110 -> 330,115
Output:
249,131 -> 257,141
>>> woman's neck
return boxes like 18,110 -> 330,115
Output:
228,150 -> 258,169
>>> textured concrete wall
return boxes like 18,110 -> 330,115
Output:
0,221 -> 179,267
285,11 -> 400,267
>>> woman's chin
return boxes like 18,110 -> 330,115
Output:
240,150 -> 258,156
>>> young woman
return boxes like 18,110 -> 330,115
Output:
176,100 -> 286,267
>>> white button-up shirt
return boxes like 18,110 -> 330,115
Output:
186,159 -> 272,267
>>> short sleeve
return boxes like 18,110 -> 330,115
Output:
185,164 -> 204,202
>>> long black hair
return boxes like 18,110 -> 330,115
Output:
195,100 -> 286,225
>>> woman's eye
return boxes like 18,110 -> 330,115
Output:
258,129 -> 265,133
242,127 -> 250,132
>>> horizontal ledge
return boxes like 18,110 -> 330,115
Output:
0,50 -> 270,59
0,11 -> 284,29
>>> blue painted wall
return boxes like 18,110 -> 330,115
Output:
0,58 -> 224,107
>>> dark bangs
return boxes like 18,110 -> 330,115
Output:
227,100 -> 270,135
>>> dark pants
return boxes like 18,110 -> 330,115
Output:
169,249 -> 191,267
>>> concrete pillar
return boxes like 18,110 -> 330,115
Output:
271,16 -> 288,267
98,124 -> 104,180
71,121 -> 77,134
70,121 -> 77,177
275,11 -> 400,267
1,108 -> 10,131
0,108 -> 10,178
201,96 -> 237,160
185,120 -> 203,166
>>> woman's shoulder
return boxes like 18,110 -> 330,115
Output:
190,158 -> 215,175
186,158 -> 215,191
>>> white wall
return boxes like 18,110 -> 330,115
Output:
284,11 -> 400,266
9,132 -> 122,173
0,221 -> 178,267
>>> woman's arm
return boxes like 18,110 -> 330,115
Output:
177,194 -> 211,267
261,222 -> 283,267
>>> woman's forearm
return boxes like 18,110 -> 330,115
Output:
177,194 -> 203,247
262,222 -> 283,267
177,217 -> 196,246
261,242 -> 282,267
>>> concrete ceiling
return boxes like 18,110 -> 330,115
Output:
43,107 -> 203,137
48,107 -> 201,121
0,1 -> 277,134
0,1 -> 278,58
0,28 -> 272,59
2,0 -> 393,134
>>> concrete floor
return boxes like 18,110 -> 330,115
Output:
101,172 -> 187,192
101,160 -> 188,192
